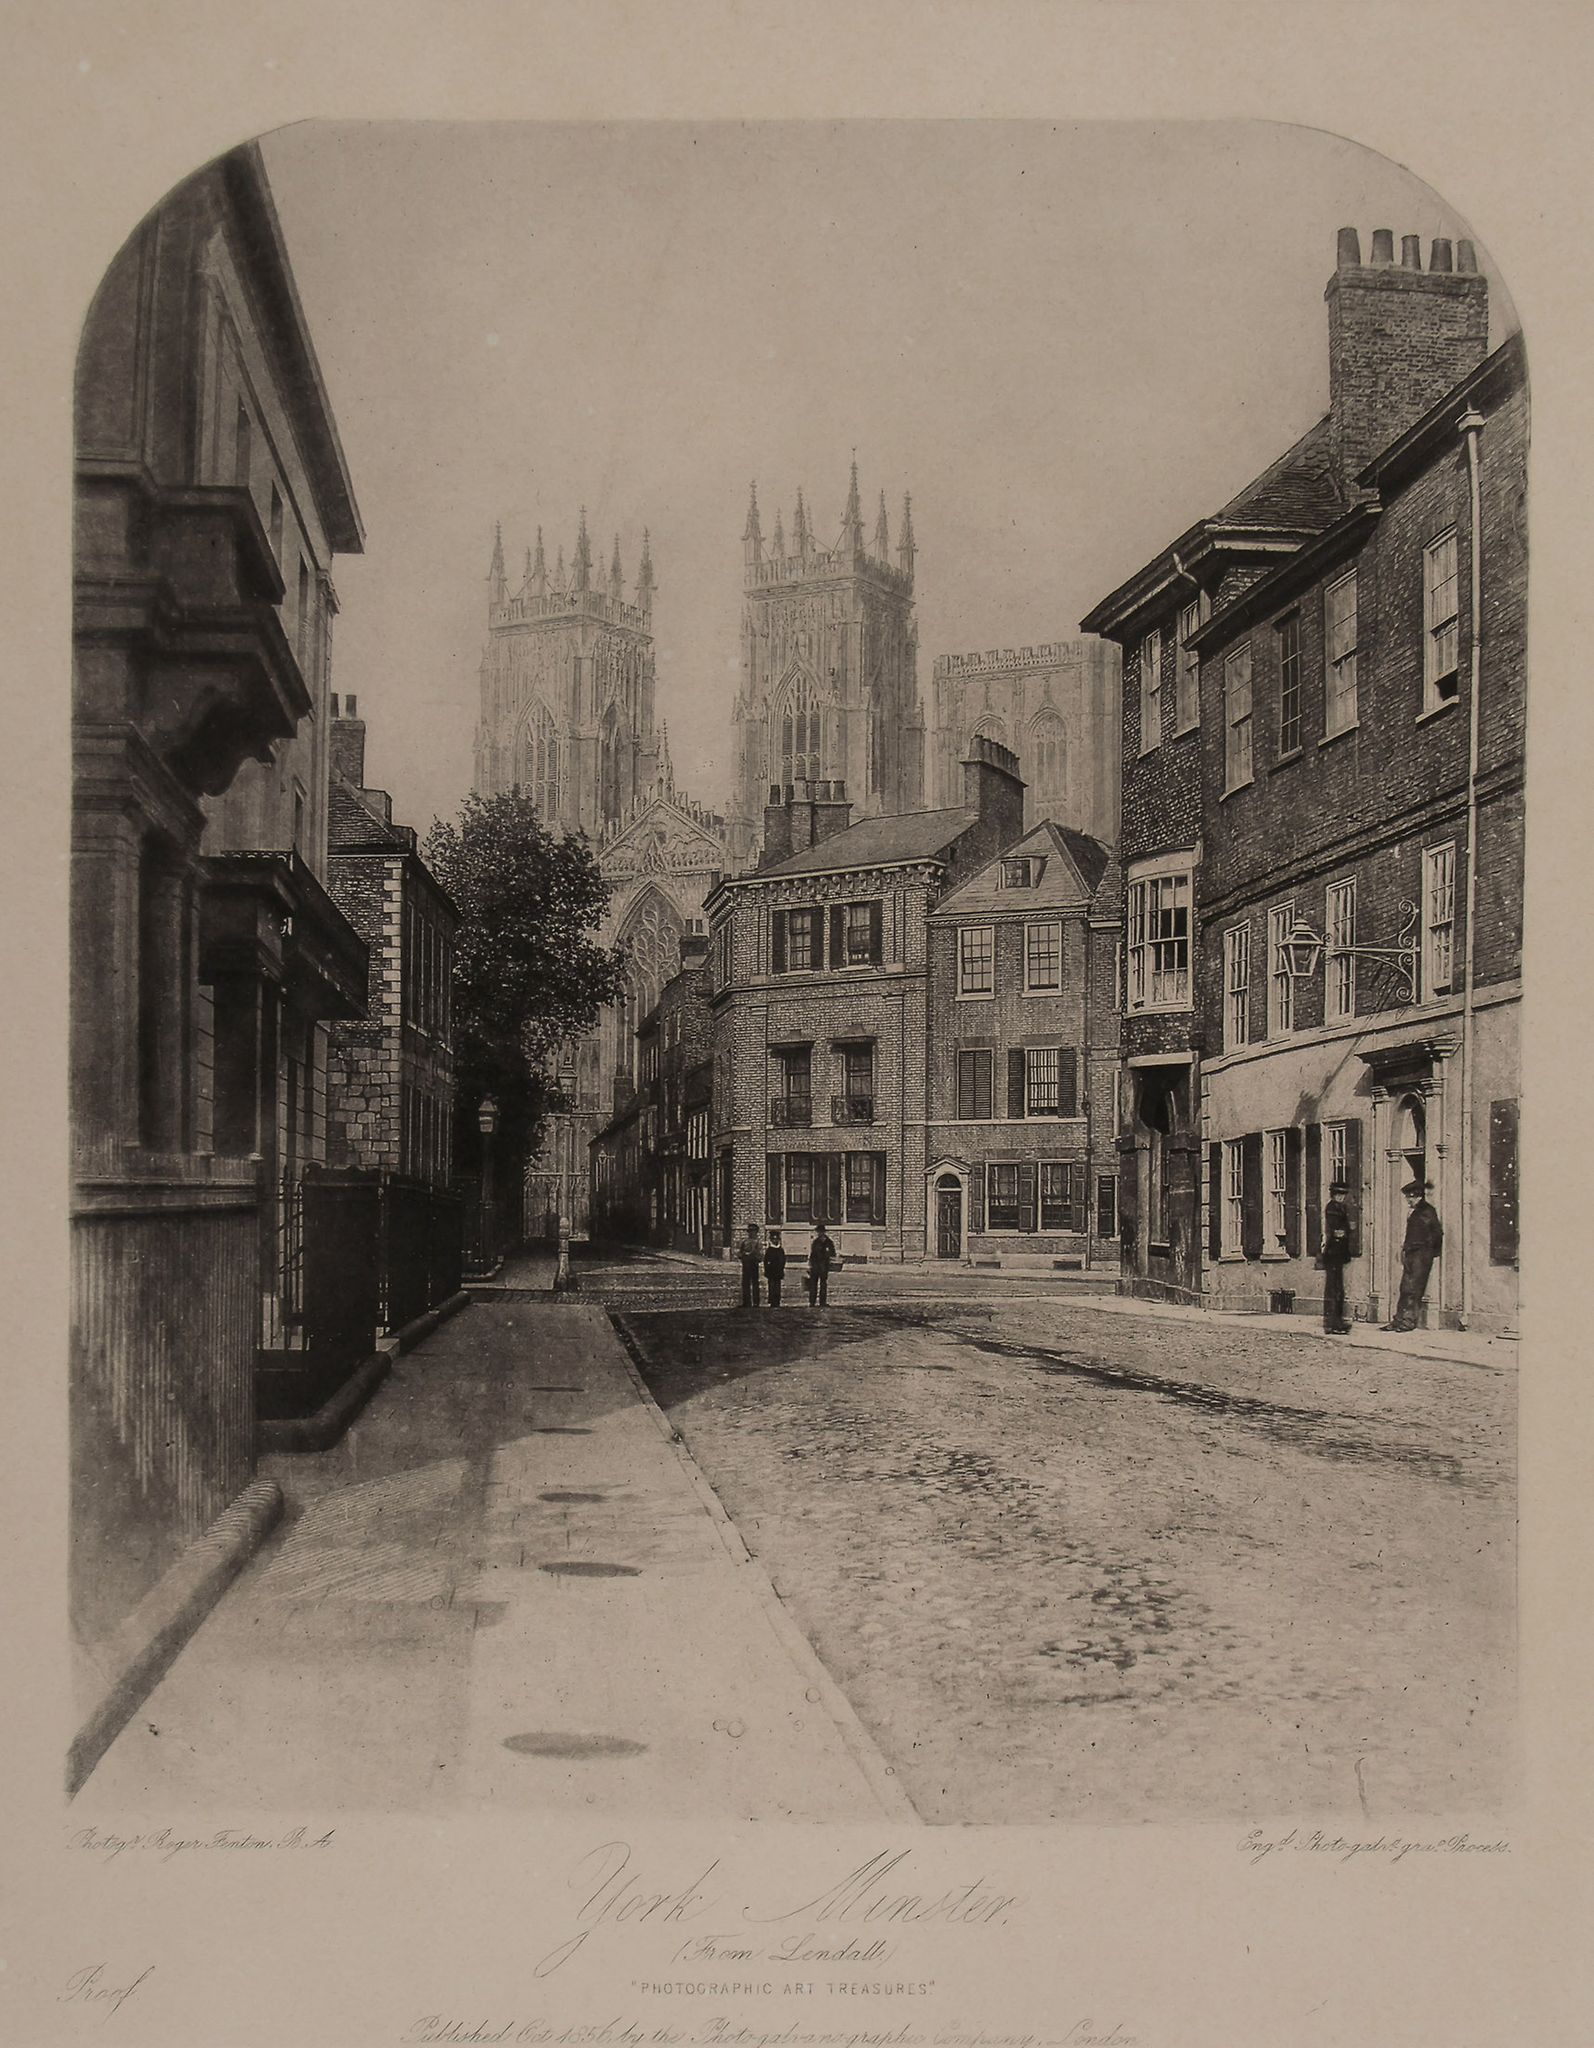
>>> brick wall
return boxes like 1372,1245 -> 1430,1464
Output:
1196,357 -> 1527,1046
711,864 -> 936,1259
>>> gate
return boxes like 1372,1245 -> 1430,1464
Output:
381,1176 -> 463,1332
300,1171 -> 382,1362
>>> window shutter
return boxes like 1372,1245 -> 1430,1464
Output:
868,899 -> 883,964
1059,1047 -> 1078,1118
1241,1132 -> 1265,1260
1305,1122 -> 1322,1256
976,1050 -> 993,1120
772,911 -> 787,974
1008,1049 -> 1027,1119
969,1168 -> 985,1232
1071,1161 -> 1089,1228
871,1152 -> 887,1226
956,1052 -> 973,1120
1489,1099 -> 1519,1266
1343,1117 -> 1364,1257
824,1155 -> 843,1223
1204,1146 -> 1221,1253
829,904 -> 845,969
766,1154 -> 783,1222
1017,1162 -> 1038,1233
1284,1127 -> 1303,1257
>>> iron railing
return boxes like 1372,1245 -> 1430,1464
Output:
770,1094 -> 813,1127
831,1095 -> 876,1125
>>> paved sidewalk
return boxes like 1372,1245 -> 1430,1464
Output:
467,1248 -> 559,1294
1060,1289 -> 1517,1373
81,1301 -> 908,1819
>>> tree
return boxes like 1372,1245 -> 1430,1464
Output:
423,791 -> 625,1164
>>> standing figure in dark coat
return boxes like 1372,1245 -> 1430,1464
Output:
1385,1179 -> 1442,1331
763,1228 -> 787,1307
807,1224 -> 837,1306
737,1222 -> 762,1308
1320,1177 -> 1356,1334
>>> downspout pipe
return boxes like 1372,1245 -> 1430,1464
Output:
1458,406 -> 1486,1328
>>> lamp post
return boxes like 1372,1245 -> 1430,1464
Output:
476,1094 -> 499,1270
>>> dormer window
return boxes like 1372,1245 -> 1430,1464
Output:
1000,856 -> 1044,889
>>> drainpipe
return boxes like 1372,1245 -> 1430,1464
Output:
1458,405 -> 1486,1328
1084,911 -> 1095,1271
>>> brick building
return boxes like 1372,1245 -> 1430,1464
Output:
1083,226 -> 1523,1334
70,143 -> 364,1638
1196,323 -> 1524,1331
924,822 -> 1121,1267
590,933 -> 714,1252
705,741 -> 1027,1263
928,639 -> 1121,842
324,695 -> 458,1185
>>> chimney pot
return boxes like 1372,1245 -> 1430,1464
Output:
1337,226 -> 1362,267
1430,237 -> 1454,273
330,692 -> 340,717
1401,234 -> 1423,269
1370,228 -> 1395,265
346,693 -> 358,717
1456,238 -> 1478,274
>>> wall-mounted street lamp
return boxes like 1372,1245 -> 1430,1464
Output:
1279,900 -> 1421,1006
476,1094 -> 499,1137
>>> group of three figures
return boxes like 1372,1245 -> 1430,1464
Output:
737,1220 -> 836,1308
1320,1176 -> 1443,1335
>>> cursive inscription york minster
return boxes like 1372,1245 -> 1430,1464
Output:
746,1852 -> 1019,1928
536,1843 -> 721,1977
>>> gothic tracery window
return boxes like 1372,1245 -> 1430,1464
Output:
1028,708 -> 1066,817
613,888 -> 681,1085
517,702 -> 562,820
776,672 -> 822,787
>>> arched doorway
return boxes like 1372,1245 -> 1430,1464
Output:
935,1174 -> 963,1259
1390,1090 -> 1428,1282
928,1164 -> 967,1261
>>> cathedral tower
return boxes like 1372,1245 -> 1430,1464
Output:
731,459 -> 924,845
474,511 -> 660,835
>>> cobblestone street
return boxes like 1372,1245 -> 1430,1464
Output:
615,1289 -> 1515,1824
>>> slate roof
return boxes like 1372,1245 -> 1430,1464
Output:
1214,414 -> 1347,532
328,776 -> 413,852
933,820 -> 1114,917
754,805 -> 978,880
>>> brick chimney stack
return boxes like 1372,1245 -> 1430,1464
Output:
949,736 -> 1027,884
330,690 -> 366,788
759,779 -> 853,870
1326,226 -> 1488,483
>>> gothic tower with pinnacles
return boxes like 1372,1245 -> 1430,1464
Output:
475,510 -> 661,836
731,458 -> 925,848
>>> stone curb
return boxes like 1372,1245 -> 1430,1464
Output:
258,1353 -> 392,1455
257,1293 -> 473,1455
606,1310 -> 922,1826
68,1478 -> 283,1800
386,1288 -> 472,1357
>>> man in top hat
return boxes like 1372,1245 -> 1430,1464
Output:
807,1221 -> 837,1306
1320,1177 -> 1356,1334
737,1221 -> 763,1308
763,1227 -> 787,1308
1385,1178 -> 1443,1332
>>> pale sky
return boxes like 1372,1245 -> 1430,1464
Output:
259,120 -> 1509,838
